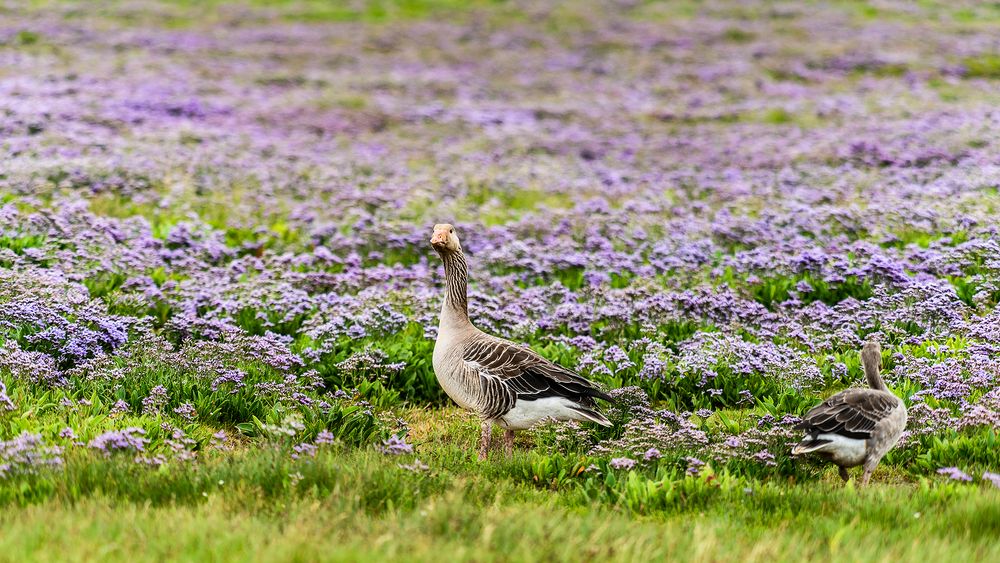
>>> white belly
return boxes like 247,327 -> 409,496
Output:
815,434 -> 868,467
500,397 -> 584,430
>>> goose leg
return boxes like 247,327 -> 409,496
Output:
478,419 -> 493,461
503,429 -> 515,457
838,466 -> 850,483
860,457 -> 880,486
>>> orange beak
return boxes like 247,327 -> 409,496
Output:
430,231 -> 448,246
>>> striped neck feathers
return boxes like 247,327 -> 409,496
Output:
438,248 -> 470,321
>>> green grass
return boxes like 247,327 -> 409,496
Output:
963,54 -> 1000,79
21,0 -> 515,28
0,413 -> 997,562
3,488 -> 998,562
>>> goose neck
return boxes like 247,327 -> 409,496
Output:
862,353 -> 887,392
439,249 -> 471,328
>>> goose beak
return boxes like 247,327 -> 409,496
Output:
430,233 -> 448,247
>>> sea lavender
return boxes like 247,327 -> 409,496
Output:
937,467 -> 973,482
0,381 -> 15,411
399,459 -> 430,472
982,472 -> 1000,489
141,386 -> 169,415
0,433 -> 63,477
610,457 -> 637,470
379,435 -> 413,455
88,428 -> 149,456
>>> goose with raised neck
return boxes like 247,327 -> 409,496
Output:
792,339 -> 908,485
430,223 -> 612,460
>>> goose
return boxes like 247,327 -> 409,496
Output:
429,223 -> 612,460
792,339 -> 907,485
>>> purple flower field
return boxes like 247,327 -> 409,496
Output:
2,0 -> 1000,525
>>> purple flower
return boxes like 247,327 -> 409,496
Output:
603,346 -> 635,373
685,456 -> 705,475
643,448 -> 662,461
0,0 -> 996,490
610,457 -> 636,470
982,472 -> 1000,489
136,454 -> 167,467
346,324 -> 367,339
724,436 -> 743,448
173,403 -> 197,421
584,270 -> 611,287
400,459 -> 430,472
937,467 -> 972,482
752,450 -> 777,466
165,428 -> 197,462
211,370 -> 245,393
142,386 -> 169,415
756,414 -> 776,429
0,381 -> 15,412
292,442 -> 318,460
0,433 -> 63,477
379,434 -> 413,455
211,431 -> 229,450
89,428 -> 149,456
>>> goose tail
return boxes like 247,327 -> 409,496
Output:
569,405 -> 612,427
791,436 -> 831,456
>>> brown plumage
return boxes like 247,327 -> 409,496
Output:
792,339 -> 907,485
462,335 -> 612,420
798,391 -> 899,440
429,223 -> 612,461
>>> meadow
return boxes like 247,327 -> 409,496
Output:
1,0 -> 999,560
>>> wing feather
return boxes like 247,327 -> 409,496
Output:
795,389 -> 899,440
462,335 -> 612,412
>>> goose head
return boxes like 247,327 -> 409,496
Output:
861,338 -> 885,390
861,339 -> 882,370
430,223 -> 462,254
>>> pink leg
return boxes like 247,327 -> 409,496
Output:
477,419 -> 492,461
503,429 -> 515,457
860,458 -> 879,486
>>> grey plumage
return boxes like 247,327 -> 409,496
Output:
792,340 -> 907,485
461,333 -> 613,423
429,223 -> 612,460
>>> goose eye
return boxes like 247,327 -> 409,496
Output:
450,229 -> 454,233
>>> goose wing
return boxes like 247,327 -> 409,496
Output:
462,335 -> 611,418
795,389 -> 899,440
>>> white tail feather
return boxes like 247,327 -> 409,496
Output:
571,406 -> 611,427
792,433 -> 868,467
791,440 -> 827,455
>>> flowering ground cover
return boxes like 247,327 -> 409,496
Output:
1,0 -> 1000,560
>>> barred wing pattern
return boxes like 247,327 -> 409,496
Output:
795,389 -> 899,440
463,335 -> 612,420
